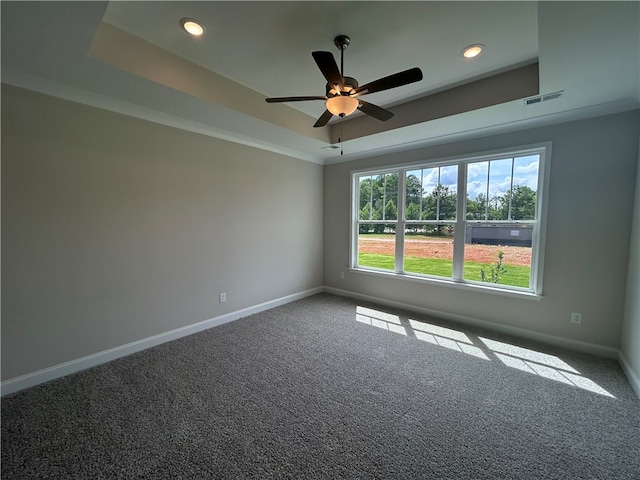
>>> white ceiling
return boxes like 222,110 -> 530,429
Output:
2,2 -> 638,164
102,1 -> 539,118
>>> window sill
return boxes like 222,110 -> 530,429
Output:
348,267 -> 543,301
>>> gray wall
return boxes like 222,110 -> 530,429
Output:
324,111 -> 639,349
1,85 -> 324,380
621,135 -> 640,391
2,82 -> 638,386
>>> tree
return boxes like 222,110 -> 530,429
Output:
480,250 -> 508,284
510,185 -> 537,220
405,202 -> 420,220
437,185 -> 457,220
423,184 -> 457,235
359,201 -> 372,221
381,173 -> 399,203
405,174 -> 423,209
405,203 -> 421,233
466,193 -> 488,220
384,198 -> 397,221
358,177 -> 373,214
488,194 -> 504,220
360,173 -> 398,219
489,185 -> 537,220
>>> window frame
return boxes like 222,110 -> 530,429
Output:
349,143 -> 551,298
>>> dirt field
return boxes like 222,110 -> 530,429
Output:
359,236 -> 532,267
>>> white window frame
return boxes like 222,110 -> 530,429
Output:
349,143 -> 551,298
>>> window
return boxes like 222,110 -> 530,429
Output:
351,145 -> 549,295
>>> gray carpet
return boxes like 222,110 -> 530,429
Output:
2,293 -> 639,479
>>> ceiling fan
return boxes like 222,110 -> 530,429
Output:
265,35 -> 424,127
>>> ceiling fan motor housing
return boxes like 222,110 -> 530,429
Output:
334,35 -> 350,50
326,76 -> 358,97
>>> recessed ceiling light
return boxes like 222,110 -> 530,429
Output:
180,18 -> 205,37
462,44 -> 484,59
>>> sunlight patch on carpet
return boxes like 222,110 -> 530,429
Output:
480,337 -> 615,398
356,306 -> 407,335
408,319 -> 489,359
352,305 -> 614,398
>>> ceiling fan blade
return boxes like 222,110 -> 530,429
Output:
357,100 -> 394,121
265,96 -> 327,103
312,51 -> 343,89
313,110 -> 334,128
353,67 -> 423,96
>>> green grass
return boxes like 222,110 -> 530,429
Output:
405,257 -> 454,277
361,233 -> 453,241
358,253 -> 531,288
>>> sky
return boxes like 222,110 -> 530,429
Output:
408,154 -> 540,200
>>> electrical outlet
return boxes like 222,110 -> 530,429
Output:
570,312 -> 582,325
219,292 -> 227,303
340,272 -> 345,279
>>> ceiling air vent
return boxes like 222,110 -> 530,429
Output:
523,90 -> 564,106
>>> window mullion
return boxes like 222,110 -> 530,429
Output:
395,171 -> 406,273
436,168 -> 441,221
419,169 -> 424,219
508,158 -> 515,220
382,175 -> 387,221
369,175 -> 373,221
485,162 -> 491,220
452,162 -> 467,280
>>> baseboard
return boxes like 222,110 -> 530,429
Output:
324,286 -> 620,359
1,287 -> 323,397
619,351 -> 640,400
4,286 -> 630,399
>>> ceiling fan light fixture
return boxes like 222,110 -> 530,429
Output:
462,44 -> 484,58
326,96 -> 359,117
265,35 -> 423,127
180,18 -> 205,36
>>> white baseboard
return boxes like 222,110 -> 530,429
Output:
324,286 -> 621,359
5,286 -> 634,400
619,351 -> 640,400
1,287 -> 323,397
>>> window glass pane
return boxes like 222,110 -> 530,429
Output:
466,161 -> 489,220
382,173 -> 398,221
358,175 -> 374,220
438,165 -> 458,220
511,155 -> 539,220
371,175 -> 385,220
421,167 -> 439,220
513,155 -> 539,190
406,170 -> 423,221
359,173 -> 399,222
404,224 -> 455,278
463,225 -> 533,288
419,166 -> 458,221
466,156 -> 539,221
488,158 -> 513,220
358,223 -> 396,271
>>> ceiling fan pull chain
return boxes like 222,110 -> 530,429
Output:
340,117 -> 344,156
